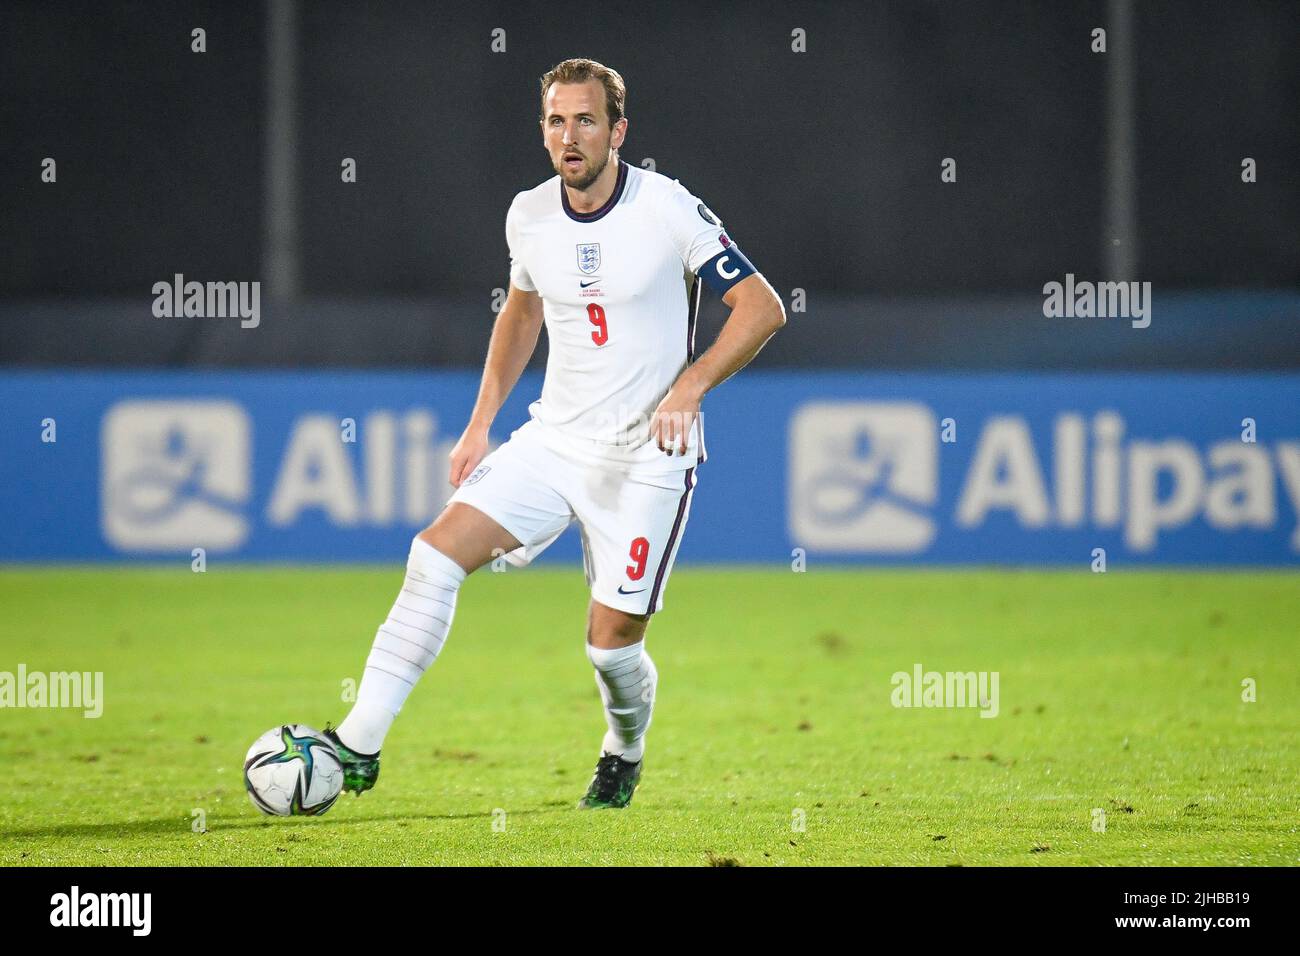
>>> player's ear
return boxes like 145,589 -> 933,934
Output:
612,117 -> 628,149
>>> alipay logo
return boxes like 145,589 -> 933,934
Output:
101,400 -> 251,551
788,402 -> 938,552
788,402 -> 1300,557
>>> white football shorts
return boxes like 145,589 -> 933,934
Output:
446,420 -> 698,615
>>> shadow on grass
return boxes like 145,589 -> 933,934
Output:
1,806 -> 565,842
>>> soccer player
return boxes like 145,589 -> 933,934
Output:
326,58 -> 785,809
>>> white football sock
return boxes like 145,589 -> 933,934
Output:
337,538 -> 466,754
587,641 -> 657,764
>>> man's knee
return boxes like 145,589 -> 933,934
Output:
417,503 -> 521,575
587,601 -> 650,648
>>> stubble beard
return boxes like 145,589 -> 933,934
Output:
557,147 -> 610,192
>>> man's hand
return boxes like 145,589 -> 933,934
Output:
650,380 -> 704,456
448,423 -> 491,487
647,274 -> 784,458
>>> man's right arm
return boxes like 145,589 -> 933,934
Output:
448,282 -> 545,487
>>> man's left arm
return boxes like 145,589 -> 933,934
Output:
651,272 -> 786,455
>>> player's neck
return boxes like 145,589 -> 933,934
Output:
564,154 -> 622,214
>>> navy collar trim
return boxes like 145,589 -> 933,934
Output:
560,159 -> 628,223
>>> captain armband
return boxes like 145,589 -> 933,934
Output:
697,240 -> 757,296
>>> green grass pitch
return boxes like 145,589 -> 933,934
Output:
0,566 -> 1295,866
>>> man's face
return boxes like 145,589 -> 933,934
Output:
541,79 -> 626,190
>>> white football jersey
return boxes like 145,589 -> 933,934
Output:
505,159 -> 740,471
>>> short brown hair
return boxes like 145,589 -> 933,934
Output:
538,58 -> 626,127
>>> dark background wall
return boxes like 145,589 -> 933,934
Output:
3,0 -> 1297,367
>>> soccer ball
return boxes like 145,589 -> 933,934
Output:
243,724 -> 343,817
